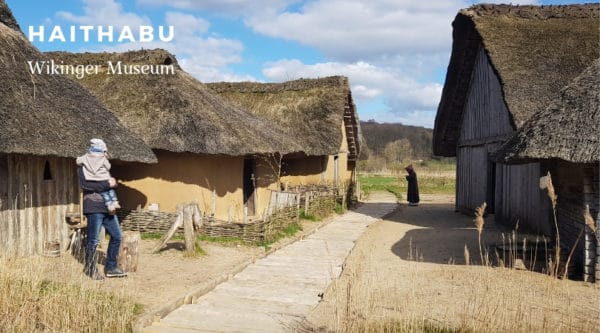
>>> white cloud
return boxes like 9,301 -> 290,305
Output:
56,0 -> 150,27
262,59 -> 442,125
54,0 -> 252,82
136,0 -> 297,17
247,0 -> 465,65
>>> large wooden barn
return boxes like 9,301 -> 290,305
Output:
0,2 -> 156,256
208,77 -> 360,193
433,4 -> 599,234
497,60 -> 599,282
48,50 -> 300,222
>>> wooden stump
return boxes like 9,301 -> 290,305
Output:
118,231 -> 140,272
183,205 -> 196,256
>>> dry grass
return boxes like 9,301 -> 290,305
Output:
307,251 -> 600,333
304,196 -> 600,333
0,256 -> 141,332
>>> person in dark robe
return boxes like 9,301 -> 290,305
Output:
405,164 -> 420,206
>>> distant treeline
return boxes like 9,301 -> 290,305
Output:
359,120 -> 433,160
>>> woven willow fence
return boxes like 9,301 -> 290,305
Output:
119,186 -> 347,242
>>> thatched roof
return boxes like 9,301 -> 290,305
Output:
207,76 -> 360,159
0,1 -> 156,163
47,50 -> 298,156
433,3 -> 600,156
496,59 -> 600,164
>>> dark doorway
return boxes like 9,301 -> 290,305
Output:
243,159 -> 256,216
486,158 -> 496,214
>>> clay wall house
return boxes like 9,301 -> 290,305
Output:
48,50 -> 301,222
0,0 -> 156,256
208,76 -> 360,195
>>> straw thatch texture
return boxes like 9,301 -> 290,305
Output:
0,2 -> 156,163
433,4 -> 600,157
47,50 -> 298,156
497,59 -> 600,164
0,0 -> 19,31
208,76 -> 360,158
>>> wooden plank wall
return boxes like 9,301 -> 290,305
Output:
549,161 -> 599,281
458,46 -> 513,144
456,45 -> 546,231
456,46 -> 512,214
582,163 -> 599,282
456,146 -> 487,212
0,154 -> 79,257
494,162 -> 549,234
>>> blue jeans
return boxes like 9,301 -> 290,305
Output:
84,213 -> 122,274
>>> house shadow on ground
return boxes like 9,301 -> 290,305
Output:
385,200 -> 543,268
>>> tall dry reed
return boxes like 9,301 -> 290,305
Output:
474,201 -> 487,265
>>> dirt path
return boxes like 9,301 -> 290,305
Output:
305,193 -> 600,332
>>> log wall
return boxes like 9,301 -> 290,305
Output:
0,154 -> 79,256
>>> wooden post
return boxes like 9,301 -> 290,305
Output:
118,231 -> 140,272
191,204 -> 202,231
305,191 -> 311,216
296,190 -> 301,222
153,205 -> 183,253
341,183 -> 346,211
211,189 -> 216,216
183,205 -> 196,256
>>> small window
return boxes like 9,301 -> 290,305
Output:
43,160 -> 52,180
163,57 -> 173,65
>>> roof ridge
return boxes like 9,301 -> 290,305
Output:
461,3 -> 600,19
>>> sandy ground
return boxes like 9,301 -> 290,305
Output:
7,218 -> 331,317
304,192 -> 600,332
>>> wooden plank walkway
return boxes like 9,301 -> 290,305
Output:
145,192 -> 397,333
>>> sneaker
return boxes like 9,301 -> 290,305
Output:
105,267 -> 128,278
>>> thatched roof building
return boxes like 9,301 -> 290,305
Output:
0,0 -> 154,257
433,3 -> 600,157
47,50 -> 299,156
0,1 -> 155,163
497,59 -> 600,164
207,76 -> 360,160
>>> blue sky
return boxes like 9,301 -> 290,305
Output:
5,0 -> 586,128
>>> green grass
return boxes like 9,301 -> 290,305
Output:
256,222 -> 304,251
299,208 -> 320,221
197,234 -> 245,245
141,232 -> 162,240
141,232 -> 186,241
359,175 -> 404,200
335,202 -> 346,214
359,160 -> 456,197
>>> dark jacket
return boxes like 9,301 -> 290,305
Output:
78,167 -> 111,214
406,170 -> 420,203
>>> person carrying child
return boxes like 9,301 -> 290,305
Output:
77,138 -> 127,280
76,138 -> 121,214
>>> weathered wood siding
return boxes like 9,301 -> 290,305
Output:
457,46 -> 512,213
0,154 -> 79,257
494,162 -> 549,234
456,46 -> 546,232
548,161 -> 599,281
583,163 -> 599,282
